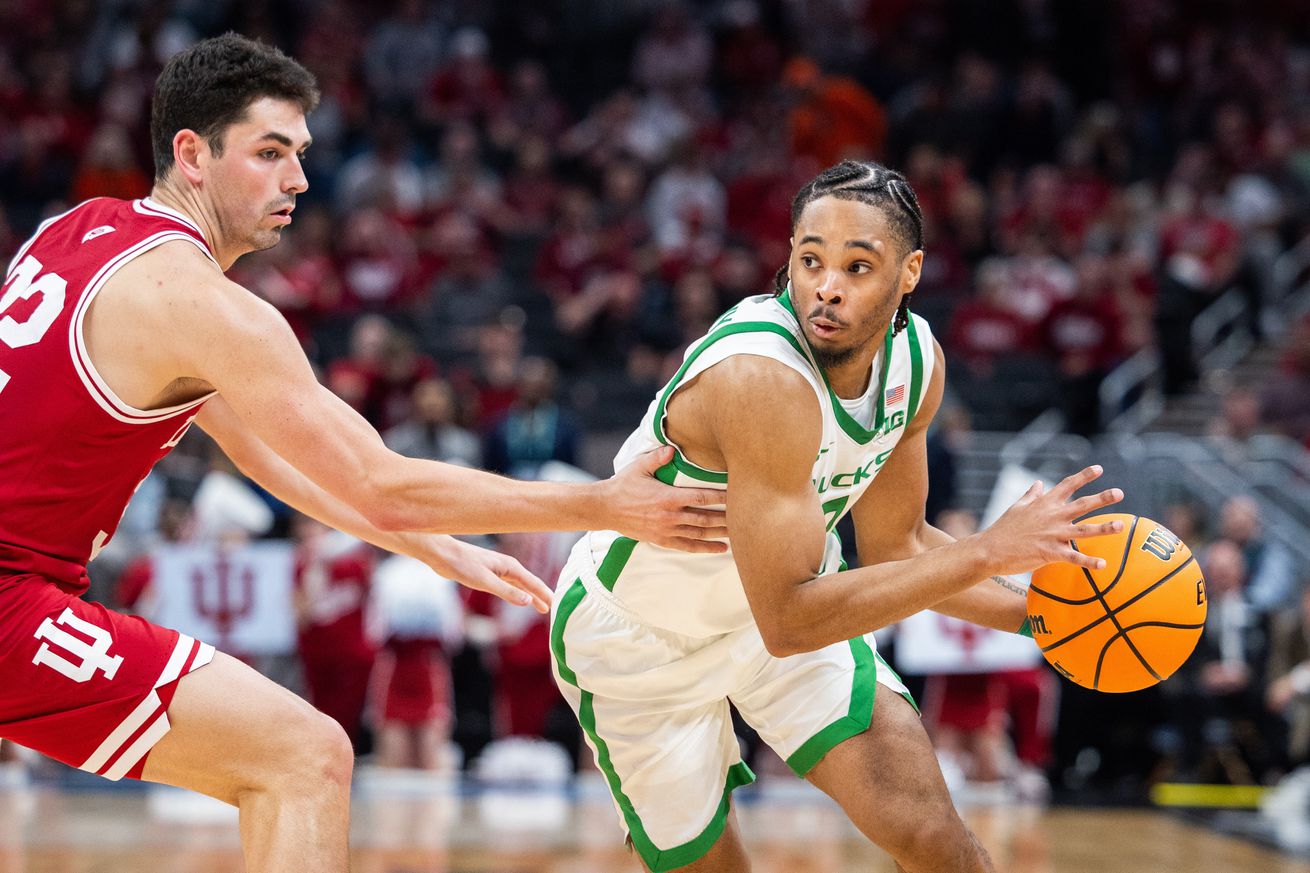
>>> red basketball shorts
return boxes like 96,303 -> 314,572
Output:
0,574 -> 214,781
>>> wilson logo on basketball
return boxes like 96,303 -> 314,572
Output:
1139,527 -> 1182,561
1028,614 -> 1050,635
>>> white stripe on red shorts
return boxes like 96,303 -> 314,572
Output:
78,633 -> 215,780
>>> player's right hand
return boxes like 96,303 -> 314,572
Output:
978,465 -> 1125,576
421,535 -> 554,613
601,445 -> 730,553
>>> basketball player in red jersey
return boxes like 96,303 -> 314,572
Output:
0,34 -> 728,872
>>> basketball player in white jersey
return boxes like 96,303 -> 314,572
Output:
0,34 -> 728,873
550,161 -> 1126,872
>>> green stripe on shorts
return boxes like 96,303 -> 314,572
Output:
550,576 -> 756,872
595,537 -> 637,591
785,636 -> 877,776
784,639 -> 921,777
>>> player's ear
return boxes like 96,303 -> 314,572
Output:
172,129 -> 206,185
901,249 -> 923,294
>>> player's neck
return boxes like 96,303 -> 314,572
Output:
819,348 -> 877,399
147,183 -> 239,271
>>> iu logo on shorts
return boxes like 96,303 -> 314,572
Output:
32,608 -> 125,683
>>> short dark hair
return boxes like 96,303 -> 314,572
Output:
773,160 -> 925,334
151,33 -> 319,180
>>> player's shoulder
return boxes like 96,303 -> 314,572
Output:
695,352 -> 821,425
112,241 -> 281,335
703,293 -> 794,331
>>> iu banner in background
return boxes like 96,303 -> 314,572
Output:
895,610 -> 1043,676
149,542 -> 297,656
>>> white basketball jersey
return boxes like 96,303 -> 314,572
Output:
569,292 -> 936,638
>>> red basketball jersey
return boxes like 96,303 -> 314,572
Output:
0,197 -> 218,592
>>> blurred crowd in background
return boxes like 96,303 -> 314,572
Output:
4,0 -> 1310,800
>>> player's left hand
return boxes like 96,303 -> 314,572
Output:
418,535 -> 553,613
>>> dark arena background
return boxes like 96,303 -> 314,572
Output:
3,1 -> 1310,870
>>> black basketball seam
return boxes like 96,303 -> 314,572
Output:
1073,515 -> 1140,603
1037,517 -> 1141,606
1094,618 -> 1206,688
1039,556 -> 1197,654
1116,620 -> 1206,632
1080,524 -> 1167,685
1093,629 -> 1117,690
1027,583 -> 1099,606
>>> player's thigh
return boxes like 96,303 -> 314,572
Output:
141,651 -> 352,804
805,690 -> 969,857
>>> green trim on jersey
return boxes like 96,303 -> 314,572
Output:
650,294 -> 930,486
551,577 -> 757,872
905,314 -> 925,421
777,292 -> 922,444
657,450 -> 729,485
785,635 -> 877,776
652,320 -> 809,482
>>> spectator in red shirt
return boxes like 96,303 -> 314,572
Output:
947,259 -> 1034,378
1039,253 -> 1125,435
326,315 -> 391,423
419,27 -> 504,129
490,60 -> 569,145
338,208 -> 421,312
374,330 -> 441,432
1156,178 -> 1242,394
500,134 -> 562,241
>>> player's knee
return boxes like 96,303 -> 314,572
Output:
299,710 -> 354,790
254,705 -> 354,796
893,811 -> 971,867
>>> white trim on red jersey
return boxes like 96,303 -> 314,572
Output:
68,230 -> 219,425
5,199 -> 103,279
134,197 -> 211,242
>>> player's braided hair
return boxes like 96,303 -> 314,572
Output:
772,160 -> 925,335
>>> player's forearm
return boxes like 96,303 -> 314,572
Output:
230,440 -> 427,558
931,574 -> 1030,632
367,456 -> 603,535
913,523 -> 1029,633
763,535 -> 996,657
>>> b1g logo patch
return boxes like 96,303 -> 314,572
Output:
32,608 -> 124,683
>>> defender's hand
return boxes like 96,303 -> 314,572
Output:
421,535 -> 553,613
977,465 -> 1125,576
600,446 -> 730,553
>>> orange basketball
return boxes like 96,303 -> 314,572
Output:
1026,513 -> 1207,693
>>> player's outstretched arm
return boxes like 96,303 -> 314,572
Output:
197,396 -> 552,612
141,245 -> 727,551
849,341 -> 1035,632
714,356 -> 1123,658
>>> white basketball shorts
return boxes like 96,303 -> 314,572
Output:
549,556 -> 916,872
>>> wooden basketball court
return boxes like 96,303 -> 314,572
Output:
2,775 -> 1306,873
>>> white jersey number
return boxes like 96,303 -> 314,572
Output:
0,255 -> 68,394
